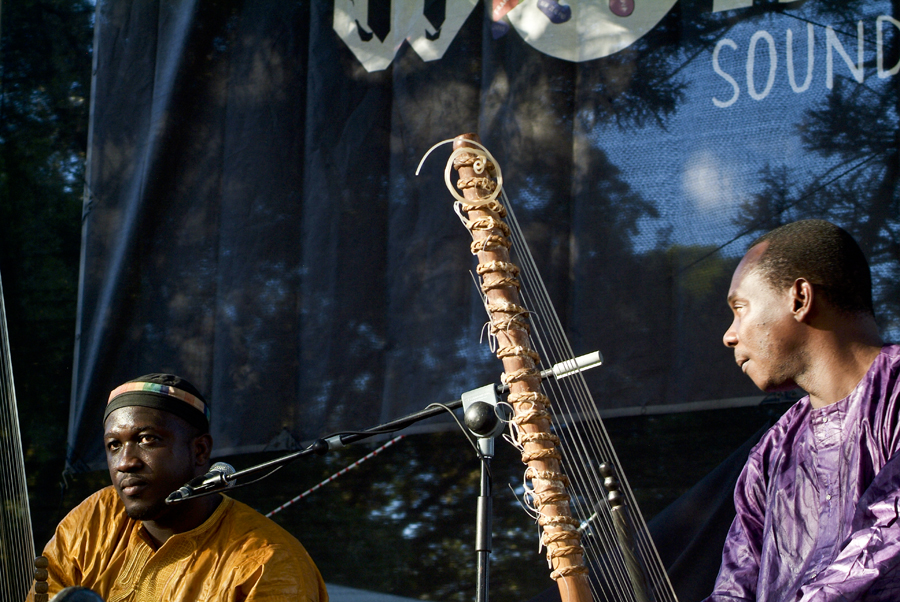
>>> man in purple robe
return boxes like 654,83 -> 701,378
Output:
704,220 -> 900,602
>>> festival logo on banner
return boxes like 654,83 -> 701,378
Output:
333,0 -> 859,72
335,0 -> 671,71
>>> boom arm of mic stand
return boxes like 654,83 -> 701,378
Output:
180,398 -> 466,501
321,399 -> 463,450
178,350 -> 601,500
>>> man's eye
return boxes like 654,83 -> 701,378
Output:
106,441 -> 121,451
140,435 -> 158,445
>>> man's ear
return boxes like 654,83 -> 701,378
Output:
192,433 -> 213,467
791,278 -> 814,323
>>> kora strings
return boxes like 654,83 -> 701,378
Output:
0,271 -> 39,601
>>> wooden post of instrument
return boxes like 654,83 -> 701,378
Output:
451,133 -> 592,602
33,556 -> 49,602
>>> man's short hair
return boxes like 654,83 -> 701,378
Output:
104,373 -> 211,433
751,219 -> 874,316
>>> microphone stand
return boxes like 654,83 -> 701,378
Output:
167,351 -> 602,602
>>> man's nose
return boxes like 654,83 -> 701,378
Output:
116,442 -> 143,472
723,319 -> 738,348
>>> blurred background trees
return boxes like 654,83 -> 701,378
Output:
0,0 -> 92,545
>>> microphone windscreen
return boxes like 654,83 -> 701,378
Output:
210,461 -> 236,475
210,462 -> 236,486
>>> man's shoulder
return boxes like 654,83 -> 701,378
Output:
47,486 -> 134,567
216,496 -> 313,556
63,486 -> 126,526
870,344 -> 900,378
212,496 -> 327,598
845,344 -> 900,424
875,344 -> 900,384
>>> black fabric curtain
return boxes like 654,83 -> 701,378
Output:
71,0 -> 900,469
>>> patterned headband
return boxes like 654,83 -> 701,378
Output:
105,381 -> 211,430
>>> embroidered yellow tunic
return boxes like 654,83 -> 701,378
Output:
30,486 -> 327,602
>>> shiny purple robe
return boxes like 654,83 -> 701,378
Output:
705,345 -> 900,602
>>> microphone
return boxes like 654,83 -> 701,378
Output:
165,462 -> 235,504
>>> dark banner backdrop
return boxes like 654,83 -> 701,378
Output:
69,0 -> 900,469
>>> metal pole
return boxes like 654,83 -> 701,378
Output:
475,455 -> 493,602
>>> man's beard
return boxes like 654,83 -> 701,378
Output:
124,496 -> 168,522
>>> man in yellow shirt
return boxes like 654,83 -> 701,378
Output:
31,373 -> 327,602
